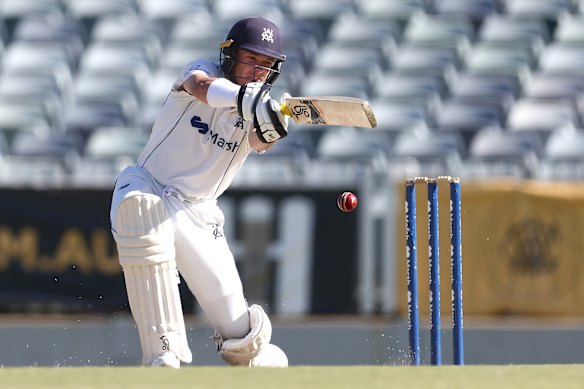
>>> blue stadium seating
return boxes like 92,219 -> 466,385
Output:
0,0 -> 583,184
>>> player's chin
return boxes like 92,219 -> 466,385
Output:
234,75 -> 259,85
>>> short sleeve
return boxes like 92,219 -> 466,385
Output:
173,59 -> 221,89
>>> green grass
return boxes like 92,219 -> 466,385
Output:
0,365 -> 583,389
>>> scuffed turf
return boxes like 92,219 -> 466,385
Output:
0,365 -> 583,389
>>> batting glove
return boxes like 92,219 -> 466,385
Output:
237,82 -> 269,121
254,93 -> 289,143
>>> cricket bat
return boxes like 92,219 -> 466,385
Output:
280,96 -> 377,128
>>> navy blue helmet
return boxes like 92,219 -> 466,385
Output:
220,17 -> 286,86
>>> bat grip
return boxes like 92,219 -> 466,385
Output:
280,103 -> 292,117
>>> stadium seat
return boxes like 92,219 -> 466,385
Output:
281,35 -> 318,75
138,0 -> 210,21
63,103 -> 128,143
0,0 -> 66,30
317,126 -> 391,161
10,131 -> 83,174
463,43 -> 535,87
212,0 -> 284,23
169,16 -> 233,50
90,14 -> 166,69
0,103 -> 53,146
391,128 -> 465,160
553,15 -> 584,45
435,99 -> 506,148
0,95 -> 62,135
142,70 -> 176,105
502,0 -> 577,21
465,127 -> 543,178
286,0 -> 356,24
134,70 -> 176,130
505,98 -> 580,146
309,44 -> 385,94
357,0 -> 429,24
78,43 -> 151,90
478,15 -> 550,57
12,16 -> 87,66
279,18 -> 329,46
370,99 -> 432,135
300,72 -> 370,100
538,127 -> 584,180
72,73 -> 141,127
71,125 -> 146,186
160,45 -> 218,73
390,44 -> 461,85
506,98 -> 580,133
0,131 -> 8,156
233,129 -> 314,186
538,43 -> 584,76
0,155 -> 69,186
327,14 -> 399,68
374,73 -> 445,120
0,15 -> 8,46
6,0 -> 584,189
432,0 -> 503,23
66,0 -> 139,32
136,102 -> 164,132
375,73 -> 448,101
1,62 -> 72,110
543,127 -> 584,161
3,40 -> 75,86
523,73 -> 584,104
402,12 -> 475,56
303,126 -> 390,185
71,157 -> 132,187
84,126 -> 149,161
269,129 -> 316,159
388,129 -> 465,179
449,73 -> 520,107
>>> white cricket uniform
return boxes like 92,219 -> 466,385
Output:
110,59 -> 254,340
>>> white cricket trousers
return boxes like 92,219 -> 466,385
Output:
110,166 -> 250,340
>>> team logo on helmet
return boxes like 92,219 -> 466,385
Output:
261,28 -> 274,43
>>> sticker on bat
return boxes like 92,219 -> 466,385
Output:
291,100 -> 326,125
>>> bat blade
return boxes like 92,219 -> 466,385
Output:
280,96 -> 377,128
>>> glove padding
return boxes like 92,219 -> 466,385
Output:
254,93 -> 290,143
237,82 -> 268,121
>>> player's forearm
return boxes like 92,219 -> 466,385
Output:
182,74 -> 239,107
249,128 -> 276,152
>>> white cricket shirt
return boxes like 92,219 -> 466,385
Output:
137,60 -> 254,200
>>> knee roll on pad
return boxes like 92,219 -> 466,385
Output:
219,305 -> 288,367
112,194 -> 192,365
113,194 -> 175,266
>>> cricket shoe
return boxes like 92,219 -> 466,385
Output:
150,352 -> 180,368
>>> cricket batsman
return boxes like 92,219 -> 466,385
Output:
109,16 -> 290,368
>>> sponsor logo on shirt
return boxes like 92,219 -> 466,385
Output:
191,115 -> 240,153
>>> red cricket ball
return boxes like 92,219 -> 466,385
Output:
337,191 -> 358,212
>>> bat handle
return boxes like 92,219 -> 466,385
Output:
280,103 -> 292,117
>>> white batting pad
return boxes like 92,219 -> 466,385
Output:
113,194 -> 176,266
124,262 -> 192,365
220,304 -> 287,367
249,344 -> 288,368
113,194 -> 192,365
